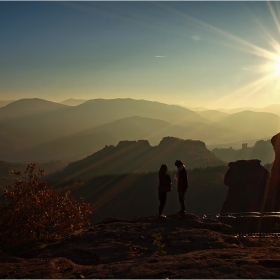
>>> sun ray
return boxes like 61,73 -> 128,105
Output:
61,1 -> 280,109
161,3 -> 276,59
267,1 -> 280,35
158,2 -> 280,110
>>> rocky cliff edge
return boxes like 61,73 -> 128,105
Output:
0,213 -> 280,279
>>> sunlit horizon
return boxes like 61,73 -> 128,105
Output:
1,1 -> 280,110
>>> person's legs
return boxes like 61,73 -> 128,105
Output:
158,192 -> 167,215
178,191 -> 186,212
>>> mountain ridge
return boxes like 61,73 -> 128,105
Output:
0,98 -> 209,160
1,98 -> 280,163
60,98 -> 88,106
6,115 -> 237,162
48,136 -> 225,182
0,98 -> 69,121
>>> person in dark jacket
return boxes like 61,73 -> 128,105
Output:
174,160 -> 188,215
158,164 -> 172,218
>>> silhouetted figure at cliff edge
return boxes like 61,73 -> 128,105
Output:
158,164 -> 172,218
175,160 -> 189,216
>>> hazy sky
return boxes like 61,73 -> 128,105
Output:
1,1 -> 280,109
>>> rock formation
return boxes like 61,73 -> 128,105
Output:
264,132 -> 280,211
49,137 -> 225,181
221,159 -> 270,213
212,139 -> 274,165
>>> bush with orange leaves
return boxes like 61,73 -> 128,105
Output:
0,163 -> 92,248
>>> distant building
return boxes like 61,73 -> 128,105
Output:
242,143 -> 248,149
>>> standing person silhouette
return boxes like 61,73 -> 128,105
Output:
174,160 -> 188,216
158,164 -> 172,218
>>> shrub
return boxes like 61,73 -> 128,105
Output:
152,232 -> 167,256
0,163 -> 92,249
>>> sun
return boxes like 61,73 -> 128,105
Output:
273,56 -> 280,76
165,1 -> 280,107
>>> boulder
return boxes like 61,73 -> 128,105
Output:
221,159 -> 270,213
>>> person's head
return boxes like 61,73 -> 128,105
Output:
159,164 -> 168,174
175,160 -> 183,168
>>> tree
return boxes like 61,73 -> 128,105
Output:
0,163 -> 92,248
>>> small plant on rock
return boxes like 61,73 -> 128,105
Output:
152,232 -> 167,256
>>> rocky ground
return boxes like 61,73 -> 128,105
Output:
1,213 -> 280,279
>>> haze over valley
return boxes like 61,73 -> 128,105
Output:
0,98 -> 278,164
0,96 -> 277,217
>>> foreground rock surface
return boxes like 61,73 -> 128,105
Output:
1,213 -> 280,279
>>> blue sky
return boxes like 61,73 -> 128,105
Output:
1,1 -> 280,109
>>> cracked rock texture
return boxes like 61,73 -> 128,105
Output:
1,213 -> 280,279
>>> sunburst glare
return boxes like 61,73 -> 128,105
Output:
159,1 -> 280,108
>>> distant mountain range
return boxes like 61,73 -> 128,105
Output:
0,98 -> 279,163
7,115 -> 239,162
60,99 -> 88,106
208,104 -> 280,116
0,98 -> 207,161
195,110 -> 229,122
0,100 -> 15,108
220,111 -> 280,139
47,137 -> 225,182
0,98 -> 68,121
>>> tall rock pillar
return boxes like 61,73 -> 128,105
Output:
221,159 -> 270,213
265,133 -> 280,212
